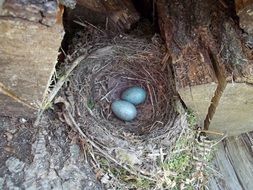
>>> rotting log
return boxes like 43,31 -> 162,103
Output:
235,0 -> 253,35
157,0 -> 253,136
0,0 -> 64,118
63,0 -> 140,32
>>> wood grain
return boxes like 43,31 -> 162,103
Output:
0,17 -> 64,117
209,132 -> 253,189
157,0 -> 253,136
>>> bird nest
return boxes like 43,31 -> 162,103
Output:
77,45 -> 177,136
56,29 -> 195,189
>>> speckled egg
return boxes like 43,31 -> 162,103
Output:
111,100 -> 137,121
121,86 -> 147,105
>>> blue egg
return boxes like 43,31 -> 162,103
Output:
121,86 -> 147,105
111,100 -> 137,121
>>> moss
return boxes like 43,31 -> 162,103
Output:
186,109 -> 197,127
134,178 -> 154,190
161,135 -> 195,189
87,99 -> 95,110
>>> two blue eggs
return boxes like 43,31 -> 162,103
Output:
111,86 -> 147,121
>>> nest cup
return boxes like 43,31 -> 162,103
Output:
70,34 -> 178,137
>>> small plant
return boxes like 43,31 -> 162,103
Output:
87,99 -> 95,110
42,101 -> 54,110
160,125 -> 196,189
186,109 -> 197,128
134,177 -> 154,190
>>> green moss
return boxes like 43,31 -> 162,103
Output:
87,99 -> 95,110
167,154 -> 191,171
186,109 -> 197,127
42,101 -> 54,110
134,178 -> 153,190
99,158 -> 110,168
161,150 -> 194,189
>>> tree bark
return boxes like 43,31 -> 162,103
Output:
235,0 -> 253,35
0,0 -> 64,118
64,0 -> 140,32
0,114 -> 102,190
157,0 -> 253,135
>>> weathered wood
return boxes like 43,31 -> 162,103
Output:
180,83 -> 253,136
1,0 -> 60,26
235,0 -> 253,34
235,0 -> 253,11
157,0 -> 253,136
64,0 -> 139,32
209,83 -> 253,136
178,83 -> 217,129
0,1 -> 64,118
236,0 -> 253,35
208,132 -> 253,190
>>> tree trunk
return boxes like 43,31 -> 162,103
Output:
0,0 -> 64,118
0,114 -> 102,190
235,0 -> 253,35
64,0 -> 140,32
156,0 -> 253,136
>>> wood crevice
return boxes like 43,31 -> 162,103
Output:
0,15 -> 51,27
